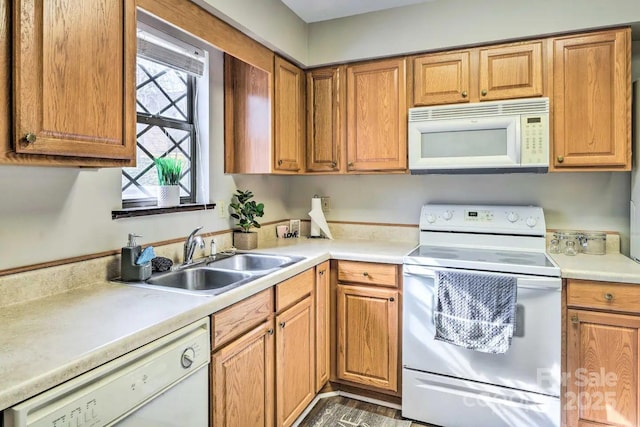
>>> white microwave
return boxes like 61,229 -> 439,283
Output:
408,97 -> 549,174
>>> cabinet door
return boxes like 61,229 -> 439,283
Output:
224,54 -> 273,173
315,261 -> 330,392
306,66 -> 343,172
478,41 -> 543,101
276,297 -> 315,427
553,29 -> 630,170
412,51 -> 471,106
566,309 -> 640,427
336,284 -> 398,392
13,0 -> 136,162
212,320 -> 275,427
346,58 -> 407,172
274,56 -> 305,172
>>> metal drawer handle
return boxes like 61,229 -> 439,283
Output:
604,293 -> 614,301
25,133 -> 37,143
363,272 -> 369,277
571,315 -> 579,323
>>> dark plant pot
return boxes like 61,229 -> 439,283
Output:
233,231 -> 258,250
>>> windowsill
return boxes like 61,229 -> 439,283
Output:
112,203 -> 216,219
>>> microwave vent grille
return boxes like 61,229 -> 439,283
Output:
409,98 -> 549,122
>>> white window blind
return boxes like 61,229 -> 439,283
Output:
137,30 -> 205,77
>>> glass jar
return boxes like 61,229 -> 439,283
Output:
581,232 -> 606,255
548,238 -> 561,254
555,231 -> 583,254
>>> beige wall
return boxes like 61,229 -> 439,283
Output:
0,41 -> 291,271
307,0 -> 640,66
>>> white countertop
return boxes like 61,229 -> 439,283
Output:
0,238 -> 415,411
550,251 -> 640,284
2,237 -> 639,412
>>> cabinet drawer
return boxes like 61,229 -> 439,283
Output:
338,261 -> 398,287
212,288 -> 273,349
567,279 -> 640,314
276,268 -> 314,312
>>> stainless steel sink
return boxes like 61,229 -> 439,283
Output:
207,253 -> 304,271
146,268 -> 253,293
118,252 -> 305,297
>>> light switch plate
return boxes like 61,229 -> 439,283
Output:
321,196 -> 330,213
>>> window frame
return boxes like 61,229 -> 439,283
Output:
122,58 -> 199,208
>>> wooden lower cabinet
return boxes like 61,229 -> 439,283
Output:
336,284 -> 399,392
566,280 -> 640,426
315,261 -> 330,391
211,320 -> 275,427
276,296 -> 315,427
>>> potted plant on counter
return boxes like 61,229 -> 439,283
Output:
155,156 -> 182,207
229,189 -> 265,250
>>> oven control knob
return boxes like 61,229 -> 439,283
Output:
442,210 -> 453,221
525,216 -> 538,228
507,212 -> 519,223
425,213 -> 436,223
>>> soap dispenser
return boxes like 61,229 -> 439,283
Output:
121,233 -> 152,282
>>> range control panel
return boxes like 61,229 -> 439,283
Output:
419,204 -> 546,236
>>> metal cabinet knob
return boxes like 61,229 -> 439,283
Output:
278,159 -> 283,166
25,133 -> 37,143
389,297 -> 395,302
604,293 -> 614,301
267,328 -> 274,335
481,90 -> 488,96
279,322 -> 286,329
557,156 -> 564,163
461,91 -> 468,98
363,272 -> 369,277
348,162 -> 354,167
331,161 -> 337,168
319,270 -> 325,276
571,315 -> 579,323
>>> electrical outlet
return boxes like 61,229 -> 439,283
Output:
216,200 -> 226,218
321,196 -> 330,213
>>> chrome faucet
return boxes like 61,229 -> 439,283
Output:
183,226 -> 205,266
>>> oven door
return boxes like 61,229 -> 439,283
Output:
408,115 -> 520,173
402,264 -> 561,397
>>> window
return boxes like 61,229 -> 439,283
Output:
122,28 -> 206,208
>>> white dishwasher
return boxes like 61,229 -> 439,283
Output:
4,318 -> 210,427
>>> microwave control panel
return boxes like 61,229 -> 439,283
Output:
520,115 -> 549,166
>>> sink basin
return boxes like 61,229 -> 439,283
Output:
207,253 -> 304,271
140,268 -> 254,296
119,252 -> 305,297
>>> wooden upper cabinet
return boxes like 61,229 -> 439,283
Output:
11,0 -> 136,165
224,54 -> 273,174
274,56 -> 305,173
306,66 -> 343,172
346,58 -> 407,172
411,40 -> 544,106
413,51 -> 471,106
479,42 -> 543,101
552,28 -> 631,170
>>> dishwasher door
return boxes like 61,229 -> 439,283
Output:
4,318 -> 210,427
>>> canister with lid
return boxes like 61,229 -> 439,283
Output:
554,231 -> 583,254
581,232 -> 606,255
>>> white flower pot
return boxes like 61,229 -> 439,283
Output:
157,185 -> 180,207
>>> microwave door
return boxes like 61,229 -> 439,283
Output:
409,116 -> 520,172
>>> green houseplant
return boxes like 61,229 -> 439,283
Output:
229,189 -> 265,250
155,156 -> 182,207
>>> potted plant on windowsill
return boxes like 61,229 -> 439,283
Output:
155,156 -> 182,207
229,189 -> 265,250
